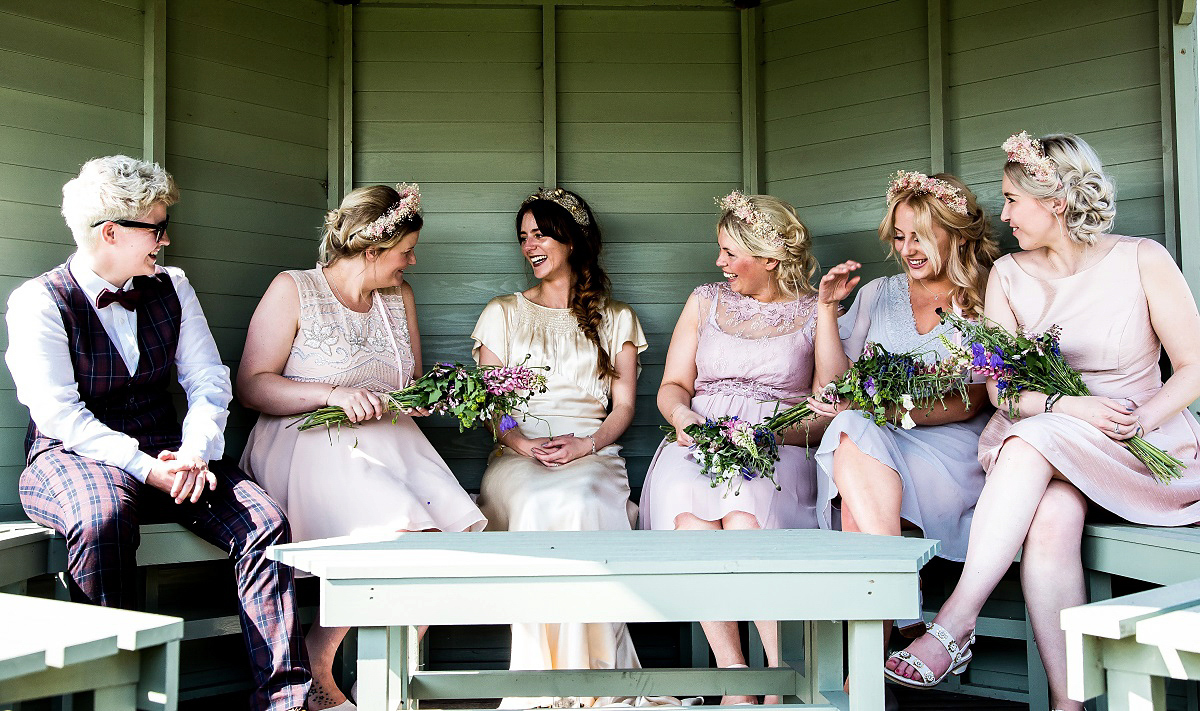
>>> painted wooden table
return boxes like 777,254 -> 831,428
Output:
270,528 -> 939,711
0,593 -> 184,710
1062,577 -> 1200,711
1065,576 -> 1195,711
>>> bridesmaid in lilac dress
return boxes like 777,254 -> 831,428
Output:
887,133 -> 1200,711
808,172 -> 998,637
639,192 -> 828,705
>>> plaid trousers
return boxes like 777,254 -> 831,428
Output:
20,442 -> 311,711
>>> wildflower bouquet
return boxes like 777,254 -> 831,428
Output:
939,311 -> 1183,484
292,360 -> 549,436
661,416 -> 781,496
762,342 -> 971,433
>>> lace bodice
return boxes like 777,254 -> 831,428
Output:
692,282 -> 819,402
281,267 -> 415,390
838,274 -> 958,362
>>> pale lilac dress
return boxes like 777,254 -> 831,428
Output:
813,274 -> 990,561
241,268 -> 486,541
639,282 -> 820,531
978,239 -> 1200,524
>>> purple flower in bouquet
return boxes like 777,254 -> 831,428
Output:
499,414 -> 520,432
864,376 -> 877,398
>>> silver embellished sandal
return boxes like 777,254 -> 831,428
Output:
882,621 -> 974,689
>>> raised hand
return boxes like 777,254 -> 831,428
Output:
818,260 -> 862,306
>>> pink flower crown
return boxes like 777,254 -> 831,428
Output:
1002,131 -> 1061,187
359,183 -> 421,242
885,170 -> 969,217
716,190 -> 784,248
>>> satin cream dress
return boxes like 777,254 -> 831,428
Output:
472,292 -> 648,707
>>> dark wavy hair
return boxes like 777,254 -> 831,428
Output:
517,190 -> 616,379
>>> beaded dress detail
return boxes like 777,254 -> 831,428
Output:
639,282 -> 821,531
241,268 -> 485,542
813,273 -> 990,561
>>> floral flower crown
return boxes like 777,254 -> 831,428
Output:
885,170 -> 969,217
716,190 -> 784,248
359,183 -> 421,242
522,187 -> 591,227
1002,131 -> 1061,187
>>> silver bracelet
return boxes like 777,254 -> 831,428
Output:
1044,392 -> 1063,413
585,435 -> 597,455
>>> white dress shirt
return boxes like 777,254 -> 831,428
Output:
5,256 -> 233,482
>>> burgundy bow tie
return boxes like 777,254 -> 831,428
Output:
96,286 -> 143,311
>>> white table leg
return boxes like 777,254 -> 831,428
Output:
358,626 -> 392,711
1105,668 -> 1165,711
390,626 -> 419,710
846,620 -> 884,711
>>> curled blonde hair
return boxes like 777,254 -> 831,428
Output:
1003,133 -> 1116,245
320,185 -> 423,265
880,173 -> 998,317
62,155 -> 178,249
718,194 -> 818,299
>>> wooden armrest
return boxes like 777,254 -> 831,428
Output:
1135,601 -> 1200,653
1060,577 -> 1200,640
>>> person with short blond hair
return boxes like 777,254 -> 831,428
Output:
6,155 -> 311,711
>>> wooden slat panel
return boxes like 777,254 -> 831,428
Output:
355,6 -> 538,33
764,93 -> 928,153
166,16 -> 327,85
167,0 -> 326,56
0,87 -> 142,147
947,0 -> 1149,54
1,0 -> 142,43
765,27 -> 926,92
166,88 -> 327,149
764,0 -> 925,60
0,47 -> 142,114
169,54 -> 326,118
0,10 -> 141,77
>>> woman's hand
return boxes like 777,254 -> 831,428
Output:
1054,395 -> 1139,441
532,434 -> 593,467
818,261 -> 861,307
669,404 -> 706,446
806,394 -> 852,420
327,386 -> 386,423
401,406 -> 431,418
502,432 -> 551,459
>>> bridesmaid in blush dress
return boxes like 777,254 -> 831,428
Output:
639,192 -> 830,706
886,133 -> 1200,711
239,185 -> 485,711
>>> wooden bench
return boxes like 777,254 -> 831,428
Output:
270,528 -> 940,711
0,592 -> 184,710
1062,577 -> 1200,710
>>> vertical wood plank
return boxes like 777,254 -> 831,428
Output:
543,3 -> 557,187
740,7 -> 762,193
1173,14 -> 1200,308
1105,668 -> 1166,711
342,5 -> 355,194
846,620 -> 883,711
358,626 -> 391,711
143,0 -> 166,166
1160,0 -> 1180,261
328,3 -> 348,208
927,0 -> 948,174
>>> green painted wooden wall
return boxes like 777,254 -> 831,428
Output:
0,0 -> 1179,525
350,4 -> 738,497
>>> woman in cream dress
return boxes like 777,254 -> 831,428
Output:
239,185 -> 485,711
473,188 -> 649,707
886,134 -> 1200,710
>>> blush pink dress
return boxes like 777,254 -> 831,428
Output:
639,282 -> 820,531
241,268 -> 486,541
978,238 -> 1200,524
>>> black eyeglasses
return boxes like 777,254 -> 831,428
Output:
92,216 -> 170,243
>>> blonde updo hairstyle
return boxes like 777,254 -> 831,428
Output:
320,185 -> 423,265
1003,133 -> 1116,245
879,173 -> 998,318
717,195 -> 819,299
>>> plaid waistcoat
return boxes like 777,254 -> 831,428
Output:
25,261 -> 183,461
